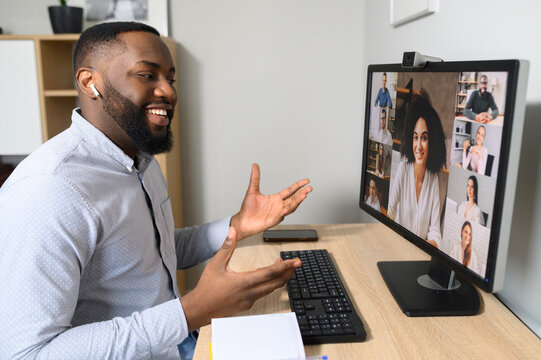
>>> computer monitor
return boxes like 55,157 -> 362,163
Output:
359,60 -> 529,316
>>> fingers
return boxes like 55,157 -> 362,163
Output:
243,259 -> 301,299
210,227 -> 238,270
246,163 -> 261,194
244,258 -> 301,287
279,178 -> 311,200
283,185 -> 313,215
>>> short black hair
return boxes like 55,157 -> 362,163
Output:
73,21 -> 160,75
400,89 -> 446,174
467,175 -> 478,204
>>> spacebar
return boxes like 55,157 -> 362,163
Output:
310,292 -> 330,298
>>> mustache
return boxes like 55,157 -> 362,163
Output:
144,100 -> 173,107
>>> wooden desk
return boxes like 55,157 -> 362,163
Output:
193,224 -> 540,359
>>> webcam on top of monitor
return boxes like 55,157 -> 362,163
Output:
402,51 -> 443,68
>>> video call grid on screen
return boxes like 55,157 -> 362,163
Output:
361,63 -> 517,286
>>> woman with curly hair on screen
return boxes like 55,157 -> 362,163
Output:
388,90 -> 446,248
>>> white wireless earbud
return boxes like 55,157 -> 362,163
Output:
90,83 -> 101,97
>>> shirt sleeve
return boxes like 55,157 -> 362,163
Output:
464,92 -> 477,120
462,148 -> 472,170
477,147 -> 488,176
0,176 -> 186,359
489,94 -> 499,119
374,89 -> 381,107
474,206 -> 485,226
387,162 -> 403,221
174,217 -> 231,269
426,174 -> 442,249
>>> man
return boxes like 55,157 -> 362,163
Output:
0,22 -> 312,359
365,179 -> 381,211
373,72 -> 392,109
464,74 -> 499,123
376,108 -> 393,146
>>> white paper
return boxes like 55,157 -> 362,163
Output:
211,312 -> 306,360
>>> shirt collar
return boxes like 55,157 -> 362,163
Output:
70,108 -> 153,173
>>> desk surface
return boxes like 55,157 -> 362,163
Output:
193,224 -> 540,359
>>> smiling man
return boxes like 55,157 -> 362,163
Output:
464,74 -> 499,123
0,22 -> 312,359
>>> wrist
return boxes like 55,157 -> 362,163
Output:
180,290 -> 210,332
230,213 -> 245,240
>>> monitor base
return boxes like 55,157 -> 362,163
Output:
378,260 -> 480,316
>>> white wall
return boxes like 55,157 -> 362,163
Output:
362,0 -> 541,336
0,1 -> 52,34
170,0 -> 365,226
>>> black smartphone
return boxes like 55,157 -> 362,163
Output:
263,229 -> 318,242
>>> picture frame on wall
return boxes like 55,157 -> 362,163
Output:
71,0 -> 169,36
390,0 -> 438,27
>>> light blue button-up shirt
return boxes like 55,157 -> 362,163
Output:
0,109 -> 229,359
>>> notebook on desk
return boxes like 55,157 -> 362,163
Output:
210,312 -> 306,360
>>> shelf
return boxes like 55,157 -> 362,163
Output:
396,87 -> 422,96
44,89 -> 78,97
458,81 -> 478,84
457,93 -> 467,97
454,132 -> 469,136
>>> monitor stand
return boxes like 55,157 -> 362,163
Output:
378,257 -> 480,316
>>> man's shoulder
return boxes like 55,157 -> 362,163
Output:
4,130 -> 81,185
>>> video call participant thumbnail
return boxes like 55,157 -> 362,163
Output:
462,125 -> 488,175
388,91 -> 446,249
464,74 -> 499,124
458,175 -> 485,226
450,221 -> 482,275
365,178 -> 381,211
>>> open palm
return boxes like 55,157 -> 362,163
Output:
231,164 -> 312,240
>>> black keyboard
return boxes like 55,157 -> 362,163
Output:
281,249 -> 366,344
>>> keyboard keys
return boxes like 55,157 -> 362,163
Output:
281,249 -> 367,344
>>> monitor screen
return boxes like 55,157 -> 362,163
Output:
360,60 -> 528,314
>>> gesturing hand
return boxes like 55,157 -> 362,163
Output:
180,227 -> 301,331
230,164 -> 313,240
463,139 -> 471,151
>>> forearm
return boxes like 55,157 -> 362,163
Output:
174,217 -> 230,269
426,186 -> 442,249
462,150 -> 471,169
463,108 -> 476,120
478,151 -> 487,175
7,300 -> 187,360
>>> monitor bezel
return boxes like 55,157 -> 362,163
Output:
359,60 -> 522,293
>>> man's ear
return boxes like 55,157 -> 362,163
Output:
76,68 -> 101,99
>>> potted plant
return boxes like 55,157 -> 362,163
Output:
48,0 -> 84,34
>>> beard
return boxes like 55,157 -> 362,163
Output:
102,80 -> 173,155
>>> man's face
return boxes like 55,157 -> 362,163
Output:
101,31 -> 177,154
369,180 -> 377,200
382,74 -> 387,89
380,112 -> 386,130
479,76 -> 488,94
